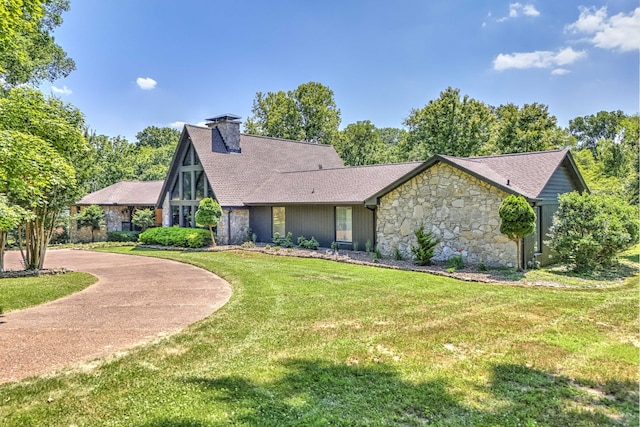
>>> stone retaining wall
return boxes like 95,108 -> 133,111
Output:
376,162 -> 517,267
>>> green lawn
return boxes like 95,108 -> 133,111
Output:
0,272 -> 96,313
1,247 -> 637,426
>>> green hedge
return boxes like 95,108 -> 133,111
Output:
138,227 -> 211,248
107,231 -> 140,242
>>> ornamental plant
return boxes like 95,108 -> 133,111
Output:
411,223 -> 440,266
132,208 -> 155,231
75,204 -> 105,243
499,195 -> 535,271
195,198 -> 222,246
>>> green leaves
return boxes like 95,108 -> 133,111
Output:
195,198 -> 223,246
498,195 -> 536,241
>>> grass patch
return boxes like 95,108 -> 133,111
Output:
0,247 -> 637,426
0,272 -> 97,313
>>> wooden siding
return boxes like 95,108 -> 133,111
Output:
539,161 -> 579,201
248,204 -> 375,249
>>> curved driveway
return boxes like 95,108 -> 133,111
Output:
0,249 -> 231,383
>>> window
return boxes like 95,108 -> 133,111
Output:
336,207 -> 352,243
272,207 -> 286,237
182,171 -> 192,200
171,179 -> 180,201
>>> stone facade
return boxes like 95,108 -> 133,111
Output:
217,208 -> 250,245
376,162 -> 517,267
69,205 -> 128,243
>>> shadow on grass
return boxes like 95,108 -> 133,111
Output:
142,360 -> 638,426
540,262 -> 639,283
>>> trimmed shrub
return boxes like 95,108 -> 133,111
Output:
107,231 -> 140,242
273,231 -> 293,248
548,192 -> 639,271
411,223 -> 440,266
138,227 -> 211,248
297,235 -> 319,250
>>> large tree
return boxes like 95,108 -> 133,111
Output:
0,0 -> 75,86
87,133 -> 136,191
569,110 -> 626,159
135,126 -> 180,149
335,121 -> 386,166
244,82 -> 341,145
401,87 -> 494,160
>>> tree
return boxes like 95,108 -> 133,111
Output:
401,87 -> 494,160
490,103 -> 568,154
87,133 -> 136,191
548,192 -> 639,272
195,198 -> 222,246
335,121 -> 386,166
499,195 -> 536,271
244,82 -> 341,144
75,205 -> 105,243
0,196 -> 32,272
132,208 -> 155,231
0,0 -> 75,86
569,110 -> 626,159
135,126 -> 180,149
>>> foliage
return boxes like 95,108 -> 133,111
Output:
331,241 -> 339,252
334,120 -> 386,166
194,198 -> 222,246
0,0 -> 75,86
107,231 -> 140,242
499,195 -> 536,270
272,231 -> 293,248
75,205 -> 105,243
240,241 -> 256,249
244,81 -> 341,144
297,236 -> 319,250
548,192 -> 639,272
393,246 -> 402,260
373,247 -> 382,262
138,227 -> 211,248
569,110 -> 626,159
411,223 -> 440,266
135,126 -> 180,149
132,208 -> 155,231
0,196 -> 32,271
401,87 -> 494,160
446,255 -> 465,271
365,240 -> 372,252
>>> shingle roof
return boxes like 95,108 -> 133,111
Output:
185,125 -> 345,206
438,149 -> 574,200
76,181 -> 163,205
245,162 -> 424,204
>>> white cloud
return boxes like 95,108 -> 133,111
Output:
566,6 -> 640,52
169,121 -> 186,129
498,3 -> 540,22
51,85 -> 72,95
551,68 -> 570,75
493,47 -> 587,71
136,77 -> 157,90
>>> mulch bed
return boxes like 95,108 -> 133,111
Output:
0,267 -> 72,279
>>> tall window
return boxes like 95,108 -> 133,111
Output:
336,207 -> 352,243
272,207 -> 285,237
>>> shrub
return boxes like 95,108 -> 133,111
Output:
107,231 -> 140,242
393,246 -> 402,260
373,247 -> 382,263
132,208 -> 155,231
138,227 -> 211,248
365,240 -> 372,252
297,235 -> 319,250
411,223 -> 440,266
273,231 -> 293,248
352,242 -> 359,251
240,241 -> 256,248
75,204 -> 105,243
446,254 -> 464,271
195,198 -> 222,246
548,192 -> 639,271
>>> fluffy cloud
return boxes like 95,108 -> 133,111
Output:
169,121 -> 186,129
566,6 -> 640,52
551,68 -> 570,75
136,77 -> 157,90
498,3 -> 540,22
51,85 -> 72,95
493,47 -> 587,72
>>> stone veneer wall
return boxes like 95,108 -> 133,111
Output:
376,162 -> 517,267
217,209 -> 250,245
69,205 -> 129,243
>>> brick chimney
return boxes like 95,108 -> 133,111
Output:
205,114 -> 241,153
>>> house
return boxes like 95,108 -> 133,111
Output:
70,180 -> 164,243
157,114 -> 588,267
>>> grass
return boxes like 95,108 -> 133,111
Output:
0,272 -> 97,314
1,246 -> 637,426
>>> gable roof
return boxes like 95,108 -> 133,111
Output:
159,125 -> 345,207
245,162 -> 424,205
76,181 -> 164,206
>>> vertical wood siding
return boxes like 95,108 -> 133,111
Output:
539,162 -> 579,200
249,206 -> 272,242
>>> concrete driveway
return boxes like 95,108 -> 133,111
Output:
0,249 -> 232,383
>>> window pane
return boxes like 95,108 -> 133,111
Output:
182,171 -> 192,200
182,146 -> 192,166
171,206 -> 179,226
272,207 -> 285,237
182,205 -> 193,227
194,150 -> 201,166
195,171 -> 205,200
171,179 -> 180,201
336,207 -> 352,242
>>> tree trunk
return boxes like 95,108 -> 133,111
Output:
0,231 -> 6,272
515,237 -> 523,271
209,226 -> 216,247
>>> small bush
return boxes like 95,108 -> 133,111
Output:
107,231 -> 140,242
241,241 -> 256,248
265,244 -> 271,250
297,235 -> 319,250
273,231 -> 293,248
352,242 -> 359,251
365,240 -> 372,252
393,246 -> 402,260
411,223 -> 440,266
446,254 -> 464,271
138,227 -> 211,248
373,247 -> 382,263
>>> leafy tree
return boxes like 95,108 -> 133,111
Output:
411,223 -> 440,266
499,195 -> 536,271
401,87 -> 494,160
569,110 -> 626,159
75,204 -> 105,243
135,126 -> 180,149
244,81 -> 341,145
548,192 -> 639,272
132,208 -> 155,231
86,133 -> 136,190
572,150 -> 626,199
195,198 -> 222,246
490,103 -> 568,154
335,121 -> 386,166
0,0 -> 75,86
0,196 -> 32,272
133,144 -> 176,181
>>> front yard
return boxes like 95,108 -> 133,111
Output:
1,247 -> 637,426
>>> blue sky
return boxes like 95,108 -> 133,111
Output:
44,0 -> 639,141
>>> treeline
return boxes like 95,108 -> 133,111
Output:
244,83 -> 639,205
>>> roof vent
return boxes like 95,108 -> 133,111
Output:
205,114 -> 241,153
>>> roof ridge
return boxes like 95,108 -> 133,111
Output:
277,161 -> 424,174
240,133 -> 337,146
451,148 -> 568,161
